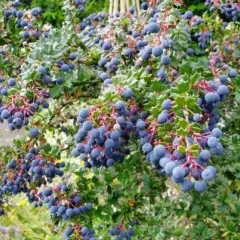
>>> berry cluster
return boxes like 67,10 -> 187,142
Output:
110,224 -> 135,240
3,1 -> 45,40
205,0 -> 240,22
73,0 -> 87,12
0,88 -> 50,131
71,76 -> 233,193
73,93 -> 143,168
79,12 -> 108,31
194,31 -> 213,49
37,55 -> 76,85
0,146 -> 65,200
64,225 -> 97,240
38,184 -> 93,220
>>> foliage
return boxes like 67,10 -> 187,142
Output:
81,0 -> 109,19
0,0 -> 239,240
31,0 -> 65,26
183,0 -> 206,15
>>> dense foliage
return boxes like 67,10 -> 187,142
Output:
19,0 -> 209,27
0,0 -> 239,239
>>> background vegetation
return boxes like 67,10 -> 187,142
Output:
21,0 -> 206,26
0,0 -> 239,239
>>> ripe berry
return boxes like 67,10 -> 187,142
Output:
29,128 -> 39,137
8,78 -> 16,86
141,2 -> 149,10
122,88 -> 133,99
152,46 -> 163,57
148,22 -> 160,34
161,56 -> 171,65
194,181 -> 207,192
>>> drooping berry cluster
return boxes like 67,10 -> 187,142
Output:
38,184 -> 93,220
3,1 -> 46,40
0,146 -> 65,200
0,88 -> 50,131
194,31 -> 213,49
109,224 -> 135,240
205,0 -> 240,22
64,225 -> 97,240
73,92 -> 144,168
73,0 -> 87,12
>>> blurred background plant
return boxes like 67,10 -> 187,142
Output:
20,0 -> 206,27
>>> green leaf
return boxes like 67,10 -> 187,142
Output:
41,144 -> 52,154
49,85 -> 62,98
176,128 -> 188,136
177,145 -> 186,154
190,144 -> 200,151
190,72 -> 202,84
235,93 -> 240,103
175,96 -> 185,107
178,118 -> 189,129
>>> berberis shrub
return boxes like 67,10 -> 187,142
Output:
0,0 -> 239,239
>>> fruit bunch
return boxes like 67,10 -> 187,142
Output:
205,0 -> 240,22
3,0 -> 47,40
38,184 -> 93,220
64,225 -> 97,240
0,145 -> 65,200
72,89 -> 142,168
0,88 -> 50,130
109,224 -> 135,240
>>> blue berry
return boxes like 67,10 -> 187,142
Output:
56,77 -> 64,84
181,179 -> 194,192
38,66 -> 47,75
212,128 -> 222,138
82,121 -> 93,131
201,168 -> 214,181
142,143 -> 153,153
61,64 -> 70,72
172,167 -> 185,179
164,162 -> 177,175
229,69 -> 237,78
184,11 -> 193,19
99,72 -> 108,80
102,42 -> 112,50
186,48 -> 194,55
200,150 -> 211,161
194,180 -> 207,192
193,114 -> 201,122
122,88 -> 133,99
115,101 -> 125,110
217,85 -> 228,95
211,143 -> 223,155
79,108 -> 90,119
104,139 -> 115,149
161,55 -> 171,65
1,109 -> 10,119
69,52 -> 77,60
158,112 -> 168,124
205,92 -> 219,103
219,75 -> 228,83
162,99 -> 172,109
107,159 -> 115,166
141,2 -> 149,10
29,128 -> 39,137
148,22 -> 160,34
136,119 -> 146,130
152,46 -> 163,57
125,48 -> 133,57
207,136 -> 218,148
